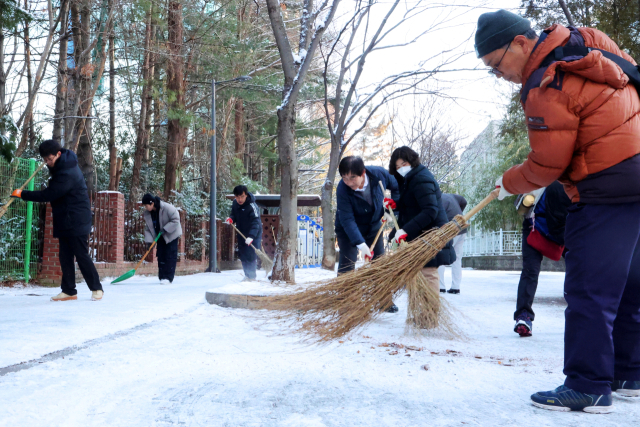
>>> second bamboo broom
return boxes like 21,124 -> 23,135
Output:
230,222 -> 274,272
269,189 -> 499,342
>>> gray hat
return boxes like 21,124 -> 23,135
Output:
475,9 -> 531,58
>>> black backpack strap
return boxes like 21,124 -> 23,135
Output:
549,46 -> 640,90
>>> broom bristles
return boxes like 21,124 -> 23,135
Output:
257,249 -> 274,272
269,215 -> 467,342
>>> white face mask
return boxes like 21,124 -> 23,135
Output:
397,165 -> 412,177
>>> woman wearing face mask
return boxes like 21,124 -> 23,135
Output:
387,146 -> 457,293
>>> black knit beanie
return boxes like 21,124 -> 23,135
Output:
475,9 -> 531,58
141,193 -> 155,205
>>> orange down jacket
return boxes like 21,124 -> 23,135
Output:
502,24 -> 640,204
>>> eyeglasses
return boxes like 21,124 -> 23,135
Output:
488,41 -> 512,75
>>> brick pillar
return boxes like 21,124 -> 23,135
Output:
101,191 -> 125,264
38,203 -> 62,284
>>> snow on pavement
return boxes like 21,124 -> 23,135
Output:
0,268 -> 638,426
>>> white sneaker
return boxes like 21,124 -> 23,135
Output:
91,290 -> 104,301
51,292 -> 77,301
241,277 -> 256,282
160,279 -> 171,285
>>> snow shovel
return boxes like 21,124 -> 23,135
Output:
229,222 -> 274,272
111,232 -> 163,284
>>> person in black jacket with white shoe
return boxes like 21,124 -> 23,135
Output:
12,140 -> 103,301
226,185 -> 262,281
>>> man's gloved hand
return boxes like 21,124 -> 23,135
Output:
357,242 -> 373,260
245,237 -> 253,246
383,198 -> 396,210
10,189 -> 22,198
394,229 -> 408,244
383,212 -> 394,224
225,217 -> 233,225
495,177 -> 514,201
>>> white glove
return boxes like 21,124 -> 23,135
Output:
495,177 -> 514,201
383,212 -> 394,224
245,237 -> 253,246
357,243 -> 373,259
394,229 -> 408,244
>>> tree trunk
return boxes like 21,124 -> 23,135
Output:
130,5 -> 154,200
0,29 -> 5,117
53,0 -> 69,143
234,98 -> 245,162
164,0 -> 186,200
108,17 -> 117,191
320,135 -> 342,270
268,158 -> 276,192
271,105 -> 298,282
74,0 -> 95,191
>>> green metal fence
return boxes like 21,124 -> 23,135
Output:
0,157 -> 46,282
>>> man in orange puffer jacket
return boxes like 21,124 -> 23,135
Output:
476,10 -> 640,413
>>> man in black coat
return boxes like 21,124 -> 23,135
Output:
225,185 -> 262,281
335,156 -> 400,312
335,156 -> 399,274
12,140 -> 102,301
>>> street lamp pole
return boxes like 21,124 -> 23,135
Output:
209,79 -> 218,273
209,75 -> 251,274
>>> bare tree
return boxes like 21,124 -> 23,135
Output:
265,0 -> 341,282
318,0 -> 469,270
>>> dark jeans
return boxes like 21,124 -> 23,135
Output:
563,202 -> 640,395
238,234 -> 261,279
337,225 -> 385,275
514,223 -> 543,320
157,237 -> 178,282
59,235 -> 102,296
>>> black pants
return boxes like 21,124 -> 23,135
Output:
59,235 -> 102,296
337,225 -> 385,275
514,223 -> 543,320
157,237 -> 178,282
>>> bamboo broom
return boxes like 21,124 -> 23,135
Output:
0,162 -> 47,220
269,189 -> 499,342
230,222 -> 274,272
378,180 -> 443,330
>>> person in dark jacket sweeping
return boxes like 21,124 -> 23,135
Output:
142,194 -> 182,284
388,146 -> 456,294
513,181 -> 570,337
335,156 -> 400,311
225,185 -> 262,281
11,140 -> 103,301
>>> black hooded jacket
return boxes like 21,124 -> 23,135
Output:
21,149 -> 92,238
393,164 -> 456,267
230,192 -> 262,240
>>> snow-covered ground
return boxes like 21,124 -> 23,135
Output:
0,267 -> 637,426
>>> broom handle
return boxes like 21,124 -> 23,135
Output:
0,162 -> 47,220
230,222 -> 261,253
463,189 -> 500,222
135,232 -> 163,271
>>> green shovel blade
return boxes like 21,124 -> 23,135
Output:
111,269 -> 136,284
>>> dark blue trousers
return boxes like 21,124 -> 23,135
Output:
336,224 -> 385,275
238,233 -> 261,279
563,202 -> 640,395
515,222 -> 543,320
